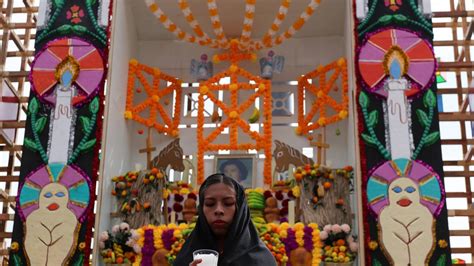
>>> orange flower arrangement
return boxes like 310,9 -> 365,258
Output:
197,42 -> 272,185
144,0 -> 323,51
125,59 -> 181,136
296,57 -> 349,135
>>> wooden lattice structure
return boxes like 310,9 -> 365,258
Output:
0,0 -> 37,261
433,0 -> 474,263
0,0 -> 473,263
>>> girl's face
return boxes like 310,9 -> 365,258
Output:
203,183 -> 237,238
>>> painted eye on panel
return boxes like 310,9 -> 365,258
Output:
405,186 -> 416,193
55,192 -> 66,197
392,186 -> 402,193
44,192 -> 53,198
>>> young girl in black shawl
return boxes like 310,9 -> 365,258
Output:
174,173 -> 276,266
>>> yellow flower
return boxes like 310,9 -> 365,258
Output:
10,242 -> 19,252
212,55 -> 220,64
438,239 -> 448,248
317,91 -> 324,98
229,111 -> 238,119
152,95 -> 160,102
163,189 -> 169,199
153,67 -> 161,76
368,240 -> 378,250
229,83 -> 238,91
254,188 -> 264,194
178,223 -> 188,230
179,188 -> 190,194
129,58 -> 138,66
339,110 -> 348,119
291,186 -> 301,197
167,223 -> 178,230
294,222 -> 304,231
294,127 -> 302,135
337,58 -> 346,67
258,83 -> 266,91
251,53 -> 257,62
173,229 -> 182,239
317,117 -> 326,126
229,64 -> 238,73
124,111 -> 133,119
199,85 -> 209,95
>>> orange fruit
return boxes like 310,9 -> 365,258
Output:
151,167 -> 159,174
323,181 -> 332,189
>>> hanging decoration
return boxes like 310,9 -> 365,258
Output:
143,0 -> 322,51
296,58 -> 349,136
125,59 -> 182,136
196,40 -> 272,184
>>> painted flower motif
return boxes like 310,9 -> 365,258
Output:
10,242 -> 19,252
66,5 -> 85,24
78,242 -> 86,251
368,240 -> 379,250
438,239 -> 448,248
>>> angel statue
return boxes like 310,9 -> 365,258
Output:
190,53 -> 213,81
259,50 -> 285,79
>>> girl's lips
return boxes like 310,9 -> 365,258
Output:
212,220 -> 227,227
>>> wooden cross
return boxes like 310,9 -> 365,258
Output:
310,128 -> 330,165
138,127 -> 156,170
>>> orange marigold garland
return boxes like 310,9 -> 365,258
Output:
197,41 -> 272,184
144,0 -> 322,51
125,59 -> 182,136
296,57 -> 349,135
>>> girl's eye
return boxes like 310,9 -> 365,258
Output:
405,186 -> 416,193
392,186 -> 402,193
44,192 -> 53,198
55,192 -> 65,197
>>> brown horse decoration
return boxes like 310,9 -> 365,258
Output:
152,138 -> 185,172
272,139 -> 352,226
273,139 -> 314,172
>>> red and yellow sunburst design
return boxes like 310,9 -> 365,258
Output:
296,58 -> 349,135
125,60 -> 182,136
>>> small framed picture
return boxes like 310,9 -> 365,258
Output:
214,154 -> 256,188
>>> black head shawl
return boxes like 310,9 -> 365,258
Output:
174,174 -> 276,266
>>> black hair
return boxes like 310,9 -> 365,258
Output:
199,173 -> 236,201
219,159 -> 248,181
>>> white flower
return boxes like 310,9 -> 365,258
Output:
323,224 -> 332,232
131,229 -> 140,240
349,242 -> 359,252
133,243 -> 142,254
341,224 -> 351,233
120,222 -> 130,232
126,238 -> 135,247
112,225 -> 120,234
319,230 -> 329,240
99,231 -> 109,242
331,224 -> 342,234
347,235 -> 354,243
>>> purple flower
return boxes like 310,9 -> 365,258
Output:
162,229 -> 175,250
303,226 -> 313,252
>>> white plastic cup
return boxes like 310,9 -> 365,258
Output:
192,249 -> 219,266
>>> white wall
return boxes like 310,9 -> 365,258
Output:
93,0 -> 138,264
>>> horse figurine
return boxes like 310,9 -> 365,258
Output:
152,138 -> 185,174
273,139 -> 314,173
272,139 -> 352,226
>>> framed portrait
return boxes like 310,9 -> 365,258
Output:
214,154 -> 256,188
